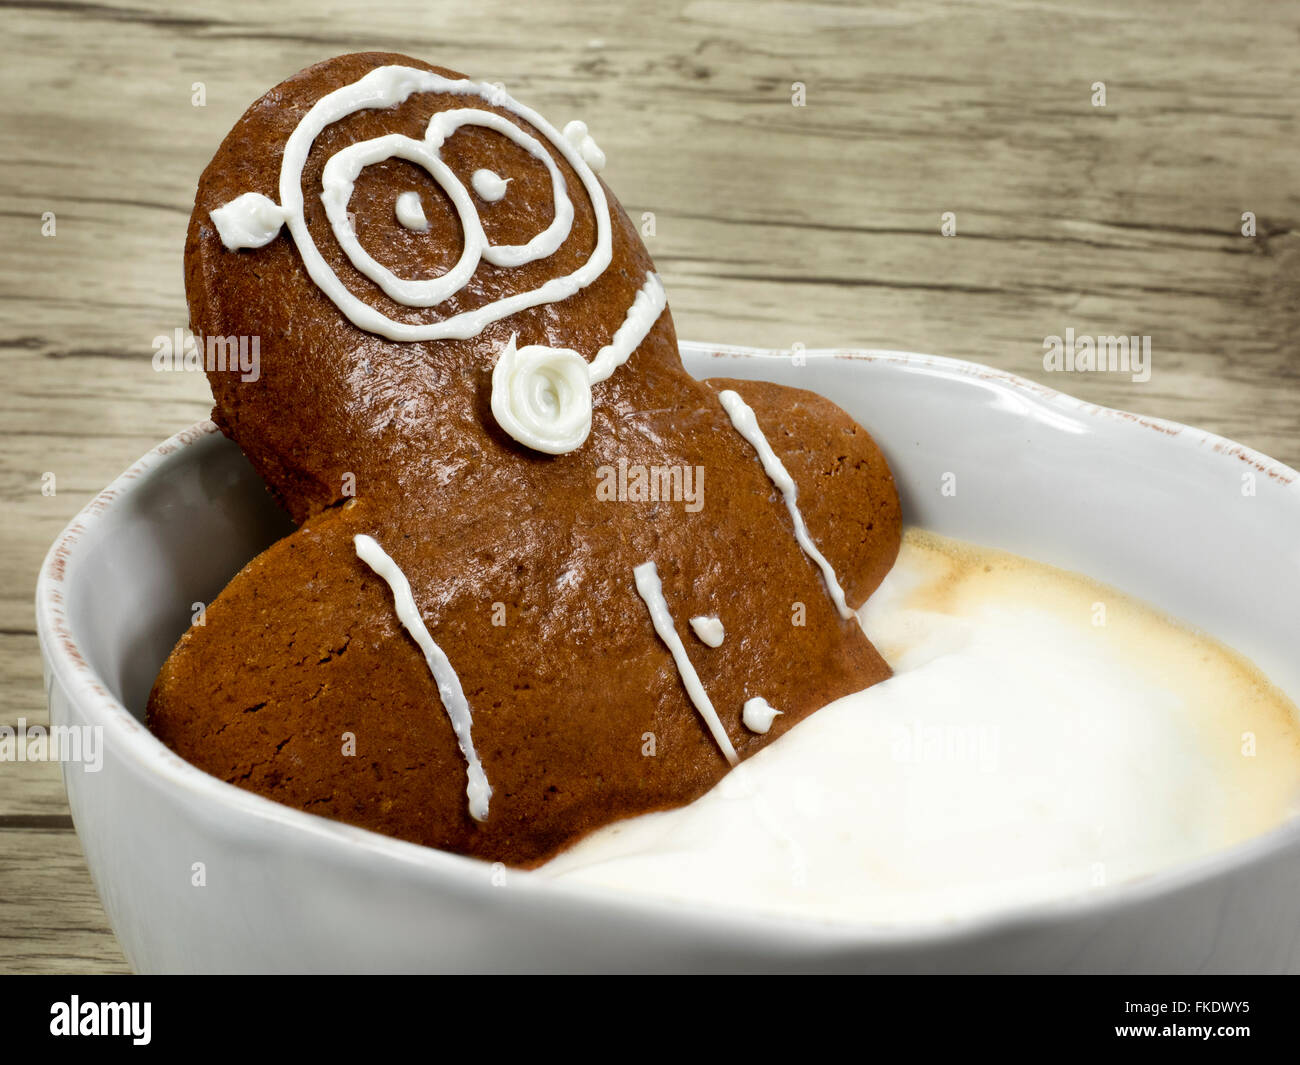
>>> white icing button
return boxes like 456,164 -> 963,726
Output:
394,190 -> 430,231
742,697 -> 782,735
210,192 -> 287,250
690,615 -> 725,648
471,168 -> 510,202
490,333 -> 593,454
562,119 -> 606,173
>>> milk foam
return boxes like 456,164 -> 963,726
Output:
538,530 -> 1300,925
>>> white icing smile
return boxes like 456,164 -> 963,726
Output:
209,64 -> 665,455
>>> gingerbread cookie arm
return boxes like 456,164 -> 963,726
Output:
146,502 -> 489,856
702,378 -> 901,610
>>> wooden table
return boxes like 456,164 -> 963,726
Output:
3,0 -> 1296,973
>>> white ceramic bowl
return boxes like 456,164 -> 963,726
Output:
36,345 -> 1300,973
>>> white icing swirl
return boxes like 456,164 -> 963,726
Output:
490,334 -> 593,455
394,190 -> 430,232
471,168 -> 510,202
742,696 -> 782,734
354,534 -> 492,821
318,113 -> 575,309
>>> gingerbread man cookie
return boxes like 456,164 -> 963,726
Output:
148,52 -> 901,867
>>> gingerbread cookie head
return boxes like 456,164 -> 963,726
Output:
188,51 -> 671,521
155,52 -> 902,867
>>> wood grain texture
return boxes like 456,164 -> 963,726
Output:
2,0 -> 1296,973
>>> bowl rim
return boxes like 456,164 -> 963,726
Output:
34,344 -> 1300,950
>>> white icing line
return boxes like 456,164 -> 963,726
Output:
586,273 -> 666,384
689,614 -> 725,648
394,190 -> 430,232
634,562 -> 739,767
742,696 -> 782,734
717,389 -> 854,619
354,534 -> 492,821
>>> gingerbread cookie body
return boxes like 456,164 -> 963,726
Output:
148,52 -> 901,866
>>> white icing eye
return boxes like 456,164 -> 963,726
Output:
471,168 -> 510,202
490,333 -> 592,454
394,190 -> 430,232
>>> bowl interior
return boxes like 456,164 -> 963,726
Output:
66,430 -> 292,720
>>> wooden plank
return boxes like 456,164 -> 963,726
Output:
0,829 -> 129,974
